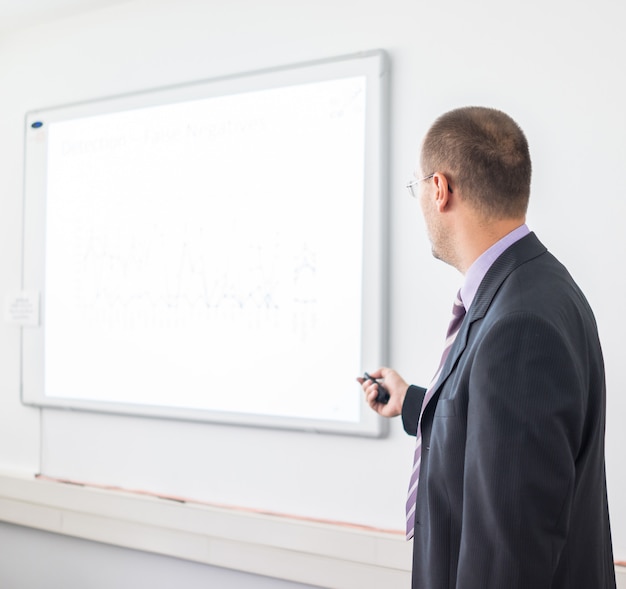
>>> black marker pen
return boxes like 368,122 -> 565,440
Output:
363,372 -> 390,405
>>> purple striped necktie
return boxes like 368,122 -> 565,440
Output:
406,290 -> 466,540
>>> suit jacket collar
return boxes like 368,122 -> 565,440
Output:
432,232 -> 547,397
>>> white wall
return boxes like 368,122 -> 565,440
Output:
1,0 -> 625,585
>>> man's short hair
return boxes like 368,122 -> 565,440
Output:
421,107 -> 532,219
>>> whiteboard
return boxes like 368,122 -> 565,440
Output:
21,50 -> 389,436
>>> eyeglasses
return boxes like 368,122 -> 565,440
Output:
406,173 -> 435,198
405,173 -> 453,197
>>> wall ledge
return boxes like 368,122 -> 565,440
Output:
0,471 -> 411,588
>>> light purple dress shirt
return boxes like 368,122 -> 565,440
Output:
459,224 -> 530,311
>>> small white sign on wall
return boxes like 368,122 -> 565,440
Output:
3,290 -> 40,326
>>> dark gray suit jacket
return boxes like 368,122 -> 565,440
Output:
402,233 -> 616,588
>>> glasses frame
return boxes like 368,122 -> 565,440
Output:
406,173 -> 453,197
406,173 -> 435,198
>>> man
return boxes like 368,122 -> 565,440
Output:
360,107 -> 616,588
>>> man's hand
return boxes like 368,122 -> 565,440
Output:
357,367 -> 408,418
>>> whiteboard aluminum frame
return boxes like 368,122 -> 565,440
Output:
21,50 -> 390,437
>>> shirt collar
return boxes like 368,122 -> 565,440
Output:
460,223 -> 530,311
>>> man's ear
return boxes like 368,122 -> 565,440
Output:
433,173 -> 452,212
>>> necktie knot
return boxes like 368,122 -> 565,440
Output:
452,290 -> 465,317
446,290 -> 466,337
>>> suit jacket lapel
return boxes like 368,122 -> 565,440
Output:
428,232 -> 548,401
